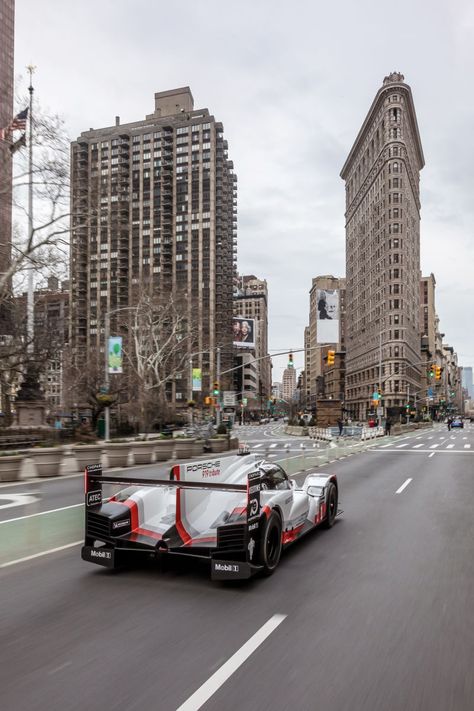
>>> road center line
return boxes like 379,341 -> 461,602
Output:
176,614 -> 287,711
395,478 -> 412,494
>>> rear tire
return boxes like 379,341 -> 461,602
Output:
259,511 -> 282,576
323,483 -> 338,529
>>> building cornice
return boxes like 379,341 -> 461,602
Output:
340,76 -> 424,180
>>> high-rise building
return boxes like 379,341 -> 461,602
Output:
70,88 -> 237,411
341,72 -> 424,421
233,275 -> 271,409
461,367 -> 473,400
0,0 -> 15,284
282,355 -> 297,402
305,275 -> 345,410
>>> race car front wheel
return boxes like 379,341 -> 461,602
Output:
260,511 -> 282,576
323,483 -> 338,529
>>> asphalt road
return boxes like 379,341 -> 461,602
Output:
1,423 -> 474,710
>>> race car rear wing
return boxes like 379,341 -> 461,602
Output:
84,463 -> 247,508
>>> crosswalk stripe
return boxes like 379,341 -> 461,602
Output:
413,444 -> 423,449
270,443 -> 277,449
465,444 -> 471,449
427,437 -> 433,440
253,444 -> 263,449
380,444 -> 392,448
397,443 -> 409,448
430,444 -> 439,449
446,444 -> 454,449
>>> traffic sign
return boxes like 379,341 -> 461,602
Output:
372,392 -> 380,400
223,391 -> 236,407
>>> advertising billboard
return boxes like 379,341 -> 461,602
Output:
316,289 -> 339,344
192,368 -> 202,392
232,317 -> 256,349
108,337 -> 123,373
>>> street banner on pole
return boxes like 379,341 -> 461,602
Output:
192,368 -> 202,391
108,337 -> 123,373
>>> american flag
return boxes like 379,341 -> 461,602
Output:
0,107 -> 28,142
10,108 -> 28,131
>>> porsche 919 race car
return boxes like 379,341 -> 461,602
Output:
82,454 -> 340,580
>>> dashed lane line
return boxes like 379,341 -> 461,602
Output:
176,614 -> 287,711
396,478 -> 412,494
429,444 -> 439,449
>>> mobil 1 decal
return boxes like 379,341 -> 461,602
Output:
246,471 -> 261,562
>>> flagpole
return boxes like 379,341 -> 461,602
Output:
26,65 -> 35,353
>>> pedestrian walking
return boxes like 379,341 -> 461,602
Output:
337,417 -> 343,436
447,417 -> 452,431
385,418 -> 392,436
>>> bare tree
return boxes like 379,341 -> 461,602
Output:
122,293 -> 197,433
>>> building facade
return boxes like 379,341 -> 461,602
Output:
15,277 -> 69,412
233,274 -> 271,410
282,357 -> 297,402
0,0 -> 15,285
341,73 -> 424,421
70,88 -> 237,412
305,275 -> 345,411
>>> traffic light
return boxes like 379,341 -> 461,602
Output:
213,381 -> 220,396
327,350 -> 335,366
435,366 -> 442,380
428,364 -> 435,378
204,396 -> 213,406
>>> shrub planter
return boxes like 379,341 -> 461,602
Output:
173,439 -> 196,459
72,444 -> 103,471
153,439 -> 173,462
29,447 -> 64,478
192,440 -> 205,456
105,442 -> 131,469
210,437 -> 229,454
0,453 -> 24,482
131,440 -> 155,465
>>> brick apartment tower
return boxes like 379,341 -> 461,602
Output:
341,73 -> 424,421
0,0 -> 15,284
70,88 -> 237,408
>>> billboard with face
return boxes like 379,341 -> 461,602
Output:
316,289 -> 339,343
233,317 -> 256,349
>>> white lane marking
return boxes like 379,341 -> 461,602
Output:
0,541 -> 82,568
0,493 -> 40,511
429,444 -> 439,449
268,454 -> 277,459
446,444 -> 454,449
253,444 -> 263,449
429,452 -> 435,458
416,436 -> 422,440
465,444 -> 471,449
396,478 -> 412,494
0,502 -> 83,526
177,614 -> 287,711
463,437 -> 467,440
380,443 -> 392,448
427,436 -> 433,440
397,443 -> 409,448
412,444 -> 423,449
269,443 -> 277,449
48,661 -> 72,675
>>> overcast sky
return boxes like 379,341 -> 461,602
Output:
14,0 -> 474,382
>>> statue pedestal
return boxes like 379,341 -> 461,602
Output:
16,400 -> 47,428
